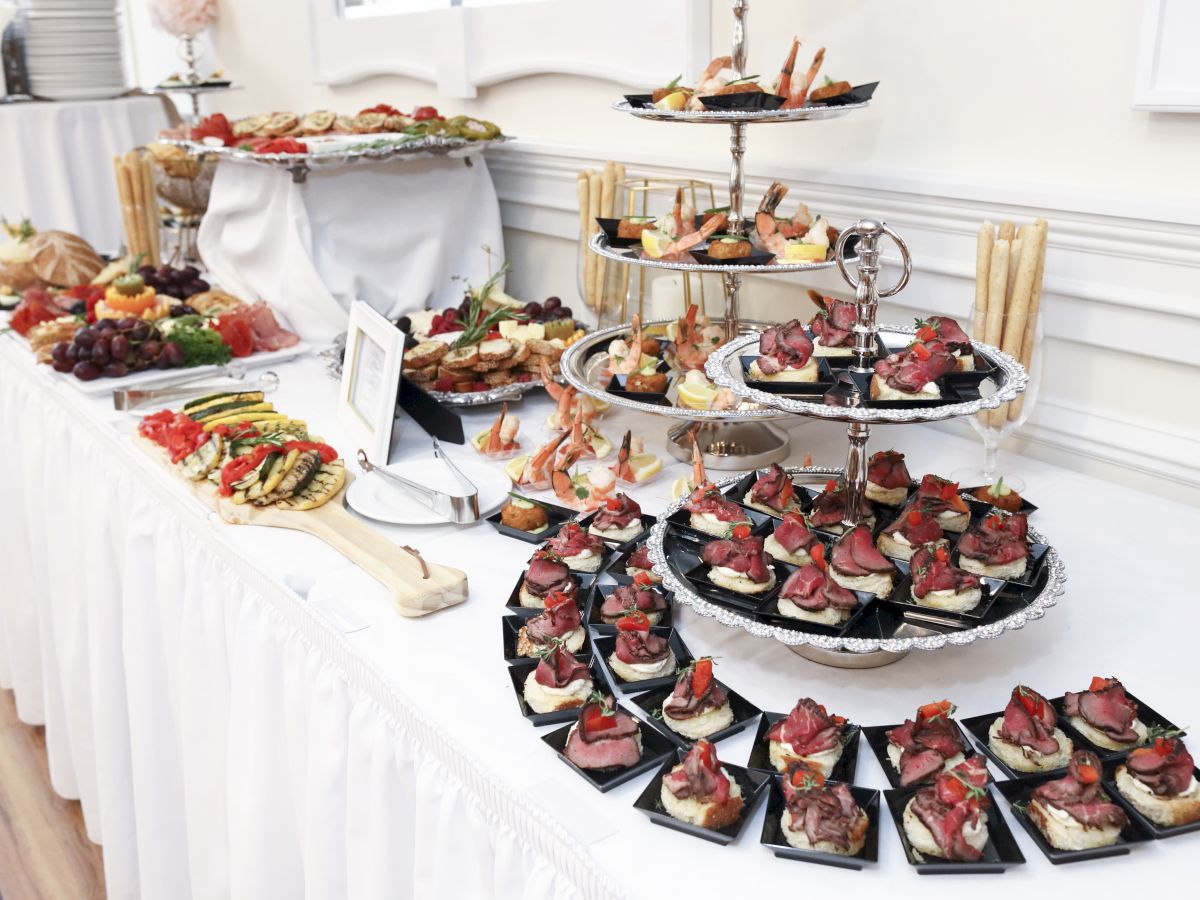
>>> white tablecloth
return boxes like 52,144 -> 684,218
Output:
0,337 -> 1197,899
0,95 -> 174,252
197,155 -> 505,343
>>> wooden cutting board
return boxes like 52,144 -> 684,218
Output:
136,438 -> 468,617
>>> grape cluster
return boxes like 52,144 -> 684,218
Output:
51,317 -> 184,381
138,263 -> 210,300
418,295 -> 575,338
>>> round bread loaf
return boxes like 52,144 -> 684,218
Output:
27,231 -> 102,287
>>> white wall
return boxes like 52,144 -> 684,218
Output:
129,0 -> 1200,503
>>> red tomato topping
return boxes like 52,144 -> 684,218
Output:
825,479 -> 838,492
632,571 -> 654,587
911,342 -> 932,361
545,590 -> 571,610
1089,676 -> 1109,692
691,657 -> 713,697
918,700 -> 954,722
605,497 -> 623,510
616,610 -> 650,632
138,411 -> 208,464
934,545 -> 949,563
412,106 -> 441,121
790,765 -> 825,789
583,704 -> 617,732
939,481 -> 960,501
1077,763 -> 1100,785
283,440 -> 338,464
731,523 -> 752,540
10,300 -> 57,336
810,543 -> 827,571
1154,737 -> 1174,756
906,509 -> 923,526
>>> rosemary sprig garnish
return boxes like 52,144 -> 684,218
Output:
452,261 -> 517,350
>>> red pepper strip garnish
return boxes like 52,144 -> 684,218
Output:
1077,763 -> 1100,785
911,342 -> 932,361
731,523 -> 752,540
545,590 -> 571,609
934,545 -> 949,563
918,700 -> 954,722
632,571 -> 654,587
616,610 -> 650,632
605,497 -> 623,511
906,509 -> 923,526
810,543 -> 826,571
283,440 -> 338,464
1089,676 -> 1109,691
583,704 -> 617,732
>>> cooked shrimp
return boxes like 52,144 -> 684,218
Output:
612,315 -> 644,375
775,37 -> 800,99
659,213 -> 726,262
782,47 -> 825,109
518,431 -> 569,490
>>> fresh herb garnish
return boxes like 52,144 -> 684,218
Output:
507,491 -> 550,511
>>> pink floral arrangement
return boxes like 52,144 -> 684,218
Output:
148,0 -> 220,38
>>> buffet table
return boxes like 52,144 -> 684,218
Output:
0,335 -> 1196,899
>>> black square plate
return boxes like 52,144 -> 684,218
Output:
841,602 -> 961,643
690,247 -> 776,267
622,93 -> 654,108
951,541 -> 1048,592
1050,690 -> 1186,761
665,505 -> 773,542
815,332 -> 891,367
681,559 -> 786,611
590,627 -> 693,694
810,81 -> 879,106
501,613 -> 588,664
595,216 -> 649,247
486,496 -> 576,544
507,653 -> 605,726
588,582 -> 673,629
829,370 -> 963,410
960,710 -> 1070,781
887,575 -> 1004,625
862,720 -> 975,790
883,786 -> 1025,873
739,355 -> 834,396
1102,758 -> 1200,839
993,775 -> 1153,863
540,706 -> 676,792
756,580 -> 872,636
630,679 -> 761,748
604,541 -> 662,585
574,509 -> 658,547
760,777 -> 879,869
745,711 -> 861,782
531,542 -> 615,576
605,385 -> 676,407
632,753 -> 770,845
961,488 -> 1039,518
698,91 -> 786,111
505,572 -> 595,619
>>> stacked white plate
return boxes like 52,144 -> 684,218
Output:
19,0 -> 128,101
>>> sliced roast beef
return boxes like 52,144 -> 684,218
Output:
772,513 -> 818,554
686,485 -> 748,522
883,506 -> 944,546
534,645 -> 590,688
544,522 -> 606,559
1032,750 -> 1128,829
1062,677 -> 1140,743
998,685 -> 1061,756
592,493 -> 642,531
887,704 -> 967,787
564,698 -> 643,769
912,474 -> 971,517
757,319 -> 814,373
1125,739 -> 1195,796
956,512 -> 1030,567
768,698 -> 846,755
614,629 -> 671,665
702,535 -> 773,583
867,449 -> 911,490
831,525 -> 896,577
627,544 -> 654,571
750,464 -> 796,511
809,484 -> 874,528
910,545 -> 980,600
779,566 -> 858,611
781,765 -> 863,851
524,597 -> 581,644
873,343 -> 957,393
663,669 -> 728,720
663,739 -> 730,802
600,584 -> 667,621
525,554 -> 577,597
808,291 -> 857,348
924,316 -> 972,352
910,755 -> 991,862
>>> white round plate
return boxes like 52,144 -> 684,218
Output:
344,457 -> 510,525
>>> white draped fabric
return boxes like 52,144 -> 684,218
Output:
1,335 -> 1197,899
197,155 -> 505,343
0,96 -> 173,252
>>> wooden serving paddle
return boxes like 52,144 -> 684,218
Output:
137,438 -> 468,616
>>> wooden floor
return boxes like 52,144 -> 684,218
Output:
0,690 -> 106,900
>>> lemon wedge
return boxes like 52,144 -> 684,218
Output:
629,453 -> 662,482
676,379 -> 718,410
504,455 -> 529,482
640,229 -> 673,259
670,474 -> 695,500
653,91 -> 688,111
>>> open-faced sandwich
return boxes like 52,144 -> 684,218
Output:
685,483 -> 753,537
902,755 -> 991,861
988,685 -> 1073,773
1027,750 -> 1128,850
662,657 -> 734,740
499,494 -> 550,535
829,524 -> 896,598
519,551 -> 580,609
877,506 -> 947,561
517,590 -> 586,657
764,511 -> 819,566
660,739 -> 744,829
908,544 -> 983,613
865,449 -> 911,506
1115,737 -> 1200,827
598,574 -> 669,625
607,610 -> 676,682
807,291 -> 857,357
780,763 -> 869,856
807,479 -> 875,534
701,529 -> 778,595
767,697 -> 849,776
542,522 -> 606,572
870,340 -> 957,402
564,693 -> 644,770
623,542 -> 661,583
744,463 -> 801,516
1062,676 -> 1149,751
626,362 -> 669,394
972,476 -> 1024,513
749,319 -> 818,382
587,492 -> 644,543
909,474 -> 971,533
956,510 -> 1029,579
914,316 -> 974,371
523,642 -> 594,714
886,700 -> 967,787
776,548 -> 859,625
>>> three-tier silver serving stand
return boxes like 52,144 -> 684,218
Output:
560,0 -> 871,471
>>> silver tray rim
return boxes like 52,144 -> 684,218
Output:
588,232 -> 845,274
159,134 -> 511,169
612,98 -> 869,124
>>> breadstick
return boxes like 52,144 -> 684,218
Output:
1000,229 -> 1042,359
139,156 -> 161,267
112,156 -> 137,257
594,162 -> 616,314
982,239 -> 1010,348
972,222 -> 994,339
586,171 -> 602,311
998,221 -> 1015,243
577,171 -> 594,310
125,151 -> 148,258
1009,218 -> 1049,421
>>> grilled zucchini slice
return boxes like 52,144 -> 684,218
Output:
245,452 -> 282,501
202,412 -> 289,432
253,451 -> 321,506
276,459 -> 345,511
183,390 -> 266,415
179,433 -> 224,481
193,401 -> 275,424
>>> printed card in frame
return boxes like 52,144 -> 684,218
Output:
338,301 -> 405,464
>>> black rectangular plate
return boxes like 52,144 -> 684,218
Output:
761,777 -> 879,869
724,470 -> 812,516
605,385 -> 676,407
630,679 -> 761,748
960,710 -> 1069,781
810,81 -> 879,106
740,355 -> 835,396
883,785 -> 1025,873
507,654 -> 604,726
590,627 -> 693,694
574,509 -> 658,547
486,498 -> 576,544
588,581 -> 673,629
505,571 -> 595,618
841,601 -> 961,643
698,91 -> 786,111
681,559 -> 786,611
960,488 -> 1039,518
540,706 -> 676,792
530,541 -> 615,576
862,720 -> 974,790
1102,758 -> 1200,839
745,711 -> 860,784
951,540 -> 1048,592
664,505 -> 773,542
632,753 -> 770,845
690,247 -> 776,267
830,369 -> 963,410
814,331 -> 890,365
886,575 -> 1003,625
993,775 -> 1153,863
501,613 -> 588,664
623,93 -> 654,108
1050,690 -> 1186,761
595,216 -> 649,247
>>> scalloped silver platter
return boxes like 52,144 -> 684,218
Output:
705,326 -> 1029,424
160,135 -> 511,170
589,232 -> 845,275
612,99 -> 869,124
422,377 -> 550,407
646,466 -> 1066,658
560,320 -> 792,421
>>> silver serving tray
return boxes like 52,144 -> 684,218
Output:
612,99 -> 869,125
588,232 -> 844,275
706,325 -> 1028,424
160,134 -> 511,171
646,466 -> 1066,657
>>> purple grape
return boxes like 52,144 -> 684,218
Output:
74,345 -> 91,361
51,342 -> 70,364
129,323 -> 151,342
558,307 -> 573,320
162,342 -> 185,367
74,327 -> 96,349
544,296 -> 561,311
66,343 -> 80,361
73,361 -> 101,381
110,335 -> 130,358
130,359 -> 150,372
137,265 -> 156,278
138,340 -> 161,359
52,359 -> 74,373
185,279 -> 209,295
155,266 -> 175,283
91,342 -> 110,366
155,354 -> 173,370
101,362 -> 128,378
117,316 -> 140,331
180,265 -> 200,281
94,319 -> 117,333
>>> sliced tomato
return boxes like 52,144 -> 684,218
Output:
731,523 -> 752,540
545,590 -> 572,610
412,105 -> 440,121
918,699 -> 954,722
632,571 -> 654,588
810,543 -> 826,571
213,316 -> 254,357
583,704 -> 616,732
691,657 -> 713,697
906,509 -> 923,526
616,610 -> 650,632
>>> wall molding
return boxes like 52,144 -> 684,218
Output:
484,140 -> 1200,495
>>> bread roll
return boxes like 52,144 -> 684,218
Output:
27,231 -> 103,287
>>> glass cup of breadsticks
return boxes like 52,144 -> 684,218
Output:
958,218 -> 1048,491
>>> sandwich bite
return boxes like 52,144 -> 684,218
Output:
988,685 -> 1073,773
749,319 -> 818,382
914,316 -> 974,370
828,524 -> 896,598
909,474 -> 971,532
870,340 -> 957,402
764,511 -> 819,566
701,529 -> 777,595
767,697 -> 849,776
886,700 -> 967,787
908,544 -> 983,613
1115,737 -> 1200,827
902,755 -> 992,861
661,657 -> 734,740
587,492 -> 644,543
706,234 -> 754,261
744,463 -> 801,516
516,590 -> 586,657
956,511 -> 1030,579
518,551 -> 580,609
607,611 -> 676,682
523,643 -> 594,714
807,479 -> 875,534
780,763 -> 869,856
776,547 -> 859,625
807,292 -> 857,357
1027,750 -> 1128,850
623,542 -> 661,583
685,483 -> 752,536
598,575 -> 669,625
660,739 -> 744,829
864,449 -> 911,506
542,522 -> 606,572
564,694 -> 644,771
1062,676 -> 1149,751
877,506 -> 947,561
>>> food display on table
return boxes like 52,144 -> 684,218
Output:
1114,738 -> 1200,828
1061,676 -> 1149,752
900,755 -> 993,862
808,291 -> 858,357
521,643 -> 594,715
779,763 -> 871,856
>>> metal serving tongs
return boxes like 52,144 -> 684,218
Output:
356,438 -> 481,524
113,365 -> 279,412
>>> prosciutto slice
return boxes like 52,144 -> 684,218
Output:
702,536 -> 772,583
779,565 -> 858,611
1032,751 -> 1128,829
663,740 -> 731,802
591,493 -> 641,530
873,343 -> 956,393
910,755 -> 991,862
998,686 -> 1061,756
756,319 -> 814,374
830,525 -> 896,577
768,698 -> 846,756
534,644 -> 590,688
808,291 -> 857,348
867,449 -> 911,490
523,596 -> 581,645
771,513 -> 817,554
599,584 -> 667,620
808,484 -> 874,528
910,545 -> 980,600
887,704 -> 967,787
781,767 -> 864,852
957,512 -> 1029,567
1062,677 -> 1140,743
1126,739 -> 1196,796
750,464 -> 796,511
218,302 -> 301,353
